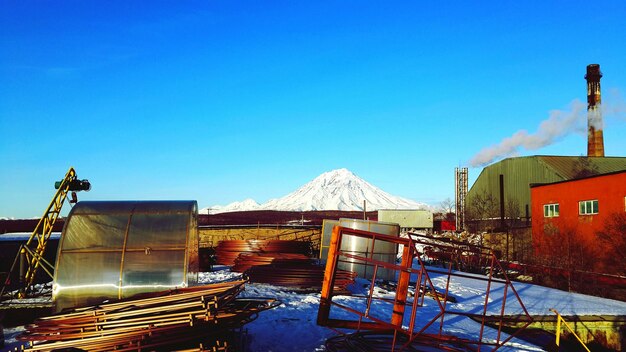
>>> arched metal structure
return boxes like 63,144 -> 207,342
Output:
53,201 -> 198,312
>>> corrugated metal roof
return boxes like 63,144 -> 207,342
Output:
531,169 -> 626,188
537,156 -> 626,179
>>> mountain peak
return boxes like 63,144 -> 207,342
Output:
315,168 -> 359,186
207,169 -> 429,213
326,168 -> 352,176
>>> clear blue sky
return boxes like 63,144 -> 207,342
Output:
1,1 -> 625,218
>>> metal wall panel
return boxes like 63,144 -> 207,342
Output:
53,201 -> 198,312
378,209 -> 433,228
467,157 -> 564,218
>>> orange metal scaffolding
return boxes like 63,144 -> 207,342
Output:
318,227 -> 534,351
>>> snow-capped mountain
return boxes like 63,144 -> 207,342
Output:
203,168 -> 429,213
200,199 -> 260,214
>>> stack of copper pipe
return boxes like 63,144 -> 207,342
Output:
246,264 -> 357,293
18,280 -> 279,352
215,240 -> 311,265
232,252 -> 314,272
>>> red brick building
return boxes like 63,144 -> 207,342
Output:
530,170 -> 626,273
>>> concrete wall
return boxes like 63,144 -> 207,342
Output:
494,314 -> 626,351
199,225 -> 321,252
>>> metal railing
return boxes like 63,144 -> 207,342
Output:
317,226 -> 534,351
550,308 -> 591,352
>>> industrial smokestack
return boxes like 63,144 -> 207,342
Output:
586,64 -> 604,157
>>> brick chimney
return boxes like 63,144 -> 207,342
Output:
585,64 -> 604,157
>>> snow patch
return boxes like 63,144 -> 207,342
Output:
200,199 -> 261,214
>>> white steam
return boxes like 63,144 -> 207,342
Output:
469,99 -> 587,167
469,92 -> 626,168
604,88 -> 626,117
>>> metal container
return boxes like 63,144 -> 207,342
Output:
327,218 -> 400,281
53,201 -> 198,312
378,209 -> 433,229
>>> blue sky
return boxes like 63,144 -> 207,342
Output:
1,1 -> 625,218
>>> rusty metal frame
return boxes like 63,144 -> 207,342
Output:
317,226 -> 534,351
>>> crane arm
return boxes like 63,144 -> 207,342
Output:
1,167 -> 90,299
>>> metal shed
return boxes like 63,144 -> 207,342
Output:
53,201 -> 198,312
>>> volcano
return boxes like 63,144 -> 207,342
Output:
203,168 -> 428,214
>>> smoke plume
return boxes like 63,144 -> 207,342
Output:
604,88 -> 626,118
469,92 -> 626,167
469,99 -> 587,167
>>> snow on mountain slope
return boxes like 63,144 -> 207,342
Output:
261,168 -> 427,211
206,168 -> 428,213
200,198 -> 260,214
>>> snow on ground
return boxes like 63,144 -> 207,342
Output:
198,265 -> 243,283
418,265 -> 626,316
2,326 -> 25,348
199,268 -> 329,351
0,233 -> 61,241
199,264 -> 626,352
240,285 -> 329,352
3,266 -> 624,352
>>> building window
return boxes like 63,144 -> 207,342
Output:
579,200 -> 599,215
543,203 -> 559,218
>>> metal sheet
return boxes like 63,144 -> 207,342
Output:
126,214 -> 188,248
54,251 -> 123,311
62,214 -> 128,250
336,218 -> 400,281
320,219 -> 340,260
377,209 -> 433,229
120,250 -> 187,298
53,201 -> 198,312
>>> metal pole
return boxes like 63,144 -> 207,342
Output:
499,174 -> 505,230
19,246 -> 26,298
363,200 -> 366,220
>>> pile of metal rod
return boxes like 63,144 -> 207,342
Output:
247,264 -> 356,292
18,280 -> 280,352
232,252 -> 313,272
216,240 -> 311,265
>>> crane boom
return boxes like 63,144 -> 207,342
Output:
1,167 -> 90,299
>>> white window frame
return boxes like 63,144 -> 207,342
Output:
579,200 -> 598,215
543,203 -> 559,218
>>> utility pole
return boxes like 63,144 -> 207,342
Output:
206,208 -> 213,225
363,200 -> 367,220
